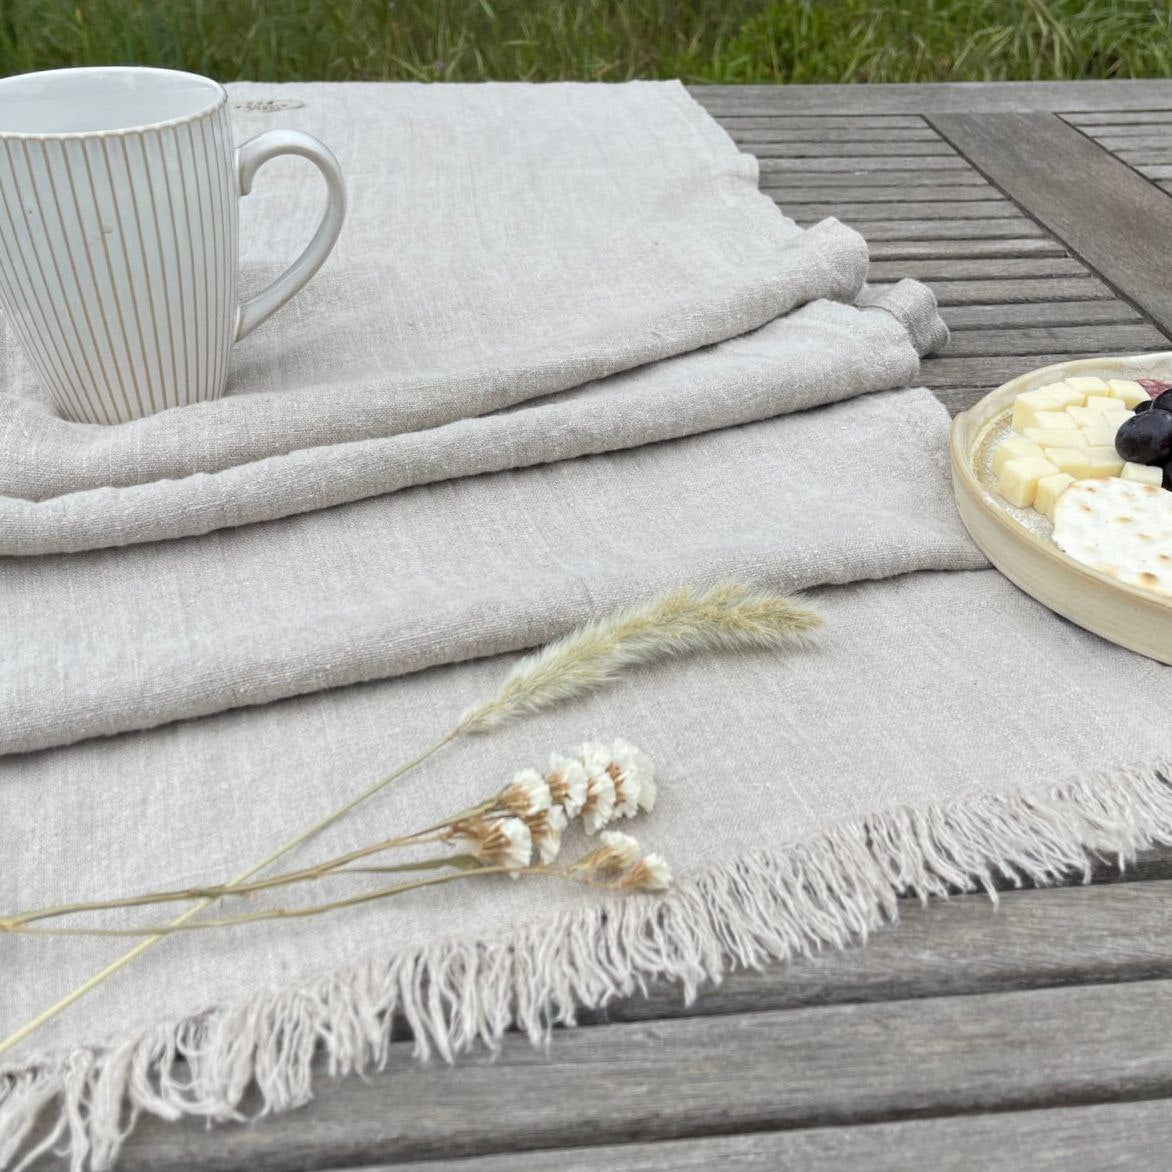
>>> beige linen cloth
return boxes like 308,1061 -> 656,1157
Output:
2,83 -> 1171,1172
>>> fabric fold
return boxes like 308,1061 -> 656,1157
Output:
0,387 -> 985,755
0,287 -> 942,554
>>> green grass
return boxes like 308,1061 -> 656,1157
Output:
1,0 -> 1171,84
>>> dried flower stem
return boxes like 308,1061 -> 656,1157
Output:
0,583 -> 814,1057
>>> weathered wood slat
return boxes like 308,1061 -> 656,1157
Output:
777,199 -> 1022,221
919,276 -> 1116,306
941,322 -> 1166,358
762,183 -> 996,203
826,220 -> 1044,242
1066,110 -> 1172,126
928,112 -> 1172,336
1135,163 -> 1172,179
716,114 -> 929,130
748,140 -> 956,158
338,1099 -> 1172,1172
944,300 -> 1142,329
111,975 -> 1172,1171
868,239 -> 1064,261
692,81 -> 1172,115
1094,134 -> 1172,150
758,155 -> 972,173
728,125 -> 940,143
761,168 -> 984,187
922,353 -> 1111,387
869,257 -> 1086,280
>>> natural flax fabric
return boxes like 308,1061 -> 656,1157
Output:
2,84 -> 1172,1172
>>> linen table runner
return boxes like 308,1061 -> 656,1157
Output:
4,82 -> 1171,1172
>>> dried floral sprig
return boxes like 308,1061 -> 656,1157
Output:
5,835 -> 674,940
0,582 -> 817,1057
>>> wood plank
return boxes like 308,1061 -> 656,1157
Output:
944,300 -> 1142,329
869,257 -> 1087,280
1066,110 -> 1172,126
747,140 -> 956,158
692,81 -> 1172,116
758,155 -> 973,173
716,115 -> 929,130
762,184 -> 997,203
778,200 -> 1022,221
728,126 -> 940,144
868,239 -> 1064,261
342,1099 -> 1172,1172
760,169 -> 985,187
829,220 -> 1044,242
1112,148 -> 1172,165
920,276 -> 1116,306
941,323 -> 1167,357
1094,134 -> 1172,150
1134,164 -> 1172,179
922,354 -> 1111,387
928,112 -> 1172,335
110,976 -> 1172,1171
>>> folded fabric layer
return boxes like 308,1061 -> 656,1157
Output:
0,283 -> 942,554
4,568 -> 1171,1171
0,387 -> 984,755
0,81 -> 871,512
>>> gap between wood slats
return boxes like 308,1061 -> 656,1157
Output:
351,1098 -> 1172,1172
940,322 -> 1165,357
714,115 -> 928,130
922,353 -> 1113,387
108,973 -> 1172,1172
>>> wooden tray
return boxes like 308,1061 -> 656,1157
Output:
950,352 -> 1172,666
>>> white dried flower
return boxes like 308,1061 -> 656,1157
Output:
617,852 -> 672,892
494,768 -> 552,817
579,761 -> 616,835
528,804 -> 568,865
612,738 -> 657,813
451,816 -> 533,873
572,830 -> 643,879
546,754 -> 589,818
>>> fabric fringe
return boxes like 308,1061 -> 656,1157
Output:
3,759 -> 1172,1170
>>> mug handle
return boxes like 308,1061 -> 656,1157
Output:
234,129 -> 346,342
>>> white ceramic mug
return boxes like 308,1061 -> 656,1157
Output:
0,66 -> 345,424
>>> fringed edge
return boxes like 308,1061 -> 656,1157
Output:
3,758 -> 1172,1170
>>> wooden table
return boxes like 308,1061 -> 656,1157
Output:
112,81 -> 1172,1172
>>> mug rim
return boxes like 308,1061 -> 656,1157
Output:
0,66 -> 228,141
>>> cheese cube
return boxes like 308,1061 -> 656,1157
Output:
1084,446 -> 1124,478
1012,389 -> 1063,432
1086,395 -> 1120,413
1047,448 -> 1093,479
1066,376 -> 1110,396
1033,410 -> 1072,430
1036,381 -> 1085,409
998,456 -> 1060,507
1035,473 -> 1075,519
1083,421 -> 1121,448
993,435 -> 1046,476
1066,405 -> 1103,429
1023,427 -> 1087,449
1121,461 -> 1164,487
1107,379 -> 1148,409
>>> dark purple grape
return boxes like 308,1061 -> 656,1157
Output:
1115,410 -> 1172,464
1135,398 -> 1153,413
1154,389 -> 1172,413
1164,459 -> 1172,491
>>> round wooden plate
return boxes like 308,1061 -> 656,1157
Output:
950,352 -> 1172,665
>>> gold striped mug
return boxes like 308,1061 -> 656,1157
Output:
0,66 -> 346,424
